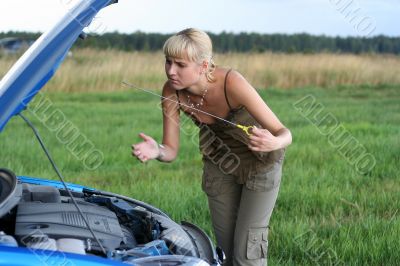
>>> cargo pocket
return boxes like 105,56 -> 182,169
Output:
245,162 -> 282,192
247,227 -> 268,259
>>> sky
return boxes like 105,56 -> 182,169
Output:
0,0 -> 398,37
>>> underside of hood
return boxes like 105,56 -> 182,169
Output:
0,0 -> 117,132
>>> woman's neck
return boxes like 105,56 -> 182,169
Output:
186,76 -> 209,96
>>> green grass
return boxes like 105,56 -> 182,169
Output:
0,85 -> 399,265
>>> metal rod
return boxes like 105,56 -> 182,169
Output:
122,81 -> 238,127
19,113 -> 107,256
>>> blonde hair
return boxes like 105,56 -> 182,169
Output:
163,28 -> 216,82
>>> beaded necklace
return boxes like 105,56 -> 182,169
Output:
186,86 -> 208,116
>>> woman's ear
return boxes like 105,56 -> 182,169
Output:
201,60 -> 209,74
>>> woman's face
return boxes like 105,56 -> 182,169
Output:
164,56 -> 203,90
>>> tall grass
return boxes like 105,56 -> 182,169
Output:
1,49 -> 400,91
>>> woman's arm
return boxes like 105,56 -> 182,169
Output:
226,70 -> 292,152
159,83 -> 180,161
131,83 -> 180,162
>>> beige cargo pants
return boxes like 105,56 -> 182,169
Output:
202,159 -> 283,266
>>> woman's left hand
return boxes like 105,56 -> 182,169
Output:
248,126 -> 280,152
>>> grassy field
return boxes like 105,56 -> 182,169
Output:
0,78 -> 398,264
1,49 -> 400,91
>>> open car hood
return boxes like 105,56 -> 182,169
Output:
0,0 -> 117,132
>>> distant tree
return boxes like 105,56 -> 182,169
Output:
1,31 -> 399,54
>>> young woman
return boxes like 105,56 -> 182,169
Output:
132,28 -> 292,266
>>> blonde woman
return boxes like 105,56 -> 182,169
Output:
132,28 -> 292,266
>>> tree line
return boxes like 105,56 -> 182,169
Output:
1,31 -> 399,54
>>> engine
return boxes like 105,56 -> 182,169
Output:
15,202 -> 126,253
0,182 -> 205,261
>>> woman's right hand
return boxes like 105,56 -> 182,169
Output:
131,133 -> 159,163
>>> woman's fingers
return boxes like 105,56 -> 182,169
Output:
249,134 -> 262,143
248,131 -> 277,152
132,133 -> 156,162
249,141 -> 261,149
132,147 -> 140,155
251,127 -> 272,137
249,132 -> 268,146
134,152 -> 147,163
131,144 -> 142,158
250,126 -> 263,137
248,144 -> 261,151
131,144 -> 150,163
139,132 -> 152,142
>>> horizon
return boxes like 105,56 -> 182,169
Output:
0,30 -> 397,39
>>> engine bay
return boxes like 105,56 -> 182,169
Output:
0,174 -> 216,264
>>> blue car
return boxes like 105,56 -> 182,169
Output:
0,1 -> 223,265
